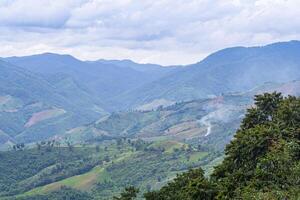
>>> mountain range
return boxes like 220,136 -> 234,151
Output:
114,40 -> 300,108
1,40 -> 300,199
4,41 -> 300,111
1,40 -> 300,147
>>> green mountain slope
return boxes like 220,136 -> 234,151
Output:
62,95 -> 249,151
143,93 -> 300,200
4,41 -> 300,112
0,139 -> 220,200
0,60 -> 106,146
63,80 -> 300,152
116,41 -> 300,108
3,53 -> 175,111
3,92 -> 299,200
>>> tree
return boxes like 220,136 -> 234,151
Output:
67,141 -> 73,152
104,155 -> 110,163
116,138 -> 122,146
211,93 -> 300,199
144,168 -> 217,200
144,93 -> 300,200
36,142 -> 41,150
113,186 -> 139,200
13,143 -> 25,151
95,145 -> 100,152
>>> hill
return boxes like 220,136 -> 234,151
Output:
2,92 -> 299,200
142,93 -> 300,199
62,95 -> 249,152
0,139 -> 221,200
61,80 -> 300,152
3,53 -> 175,111
0,60 -> 106,146
116,41 -> 300,108
1,52 -> 299,150
4,41 -> 300,111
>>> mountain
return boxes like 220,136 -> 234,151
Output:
2,41 -> 300,147
1,41 -> 300,199
61,80 -> 300,152
143,93 -> 300,200
116,41 -> 300,108
0,60 -> 106,145
4,41 -> 300,111
4,53 -> 176,111
95,59 -> 174,73
2,92 -> 299,200
62,95 -> 249,152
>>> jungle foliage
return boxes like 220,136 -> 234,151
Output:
141,93 -> 300,200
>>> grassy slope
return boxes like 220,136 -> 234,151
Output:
1,140 -> 221,200
63,80 -> 300,155
64,94 -> 251,152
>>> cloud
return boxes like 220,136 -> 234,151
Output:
0,0 -> 299,65
0,0 -> 81,28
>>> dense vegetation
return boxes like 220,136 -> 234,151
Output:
2,41 -> 300,200
0,138 -> 219,200
6,187 -> 92,200
65,94 -> 251,152
0,147 -> 101,196
2,41 -> 300,149
0,59 -> 106,146
212,93 -> 300,199
1,92 -> 299,200
140,93 -> 300,199
114,41 -> 300,107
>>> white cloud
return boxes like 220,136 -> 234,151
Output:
0,0 -> 299,65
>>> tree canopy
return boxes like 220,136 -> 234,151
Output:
144,92 -> 300,200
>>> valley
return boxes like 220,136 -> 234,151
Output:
0,41 -> 300,199
0,140 -> 221,199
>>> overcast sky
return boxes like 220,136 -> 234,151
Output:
0,0 -> 299,65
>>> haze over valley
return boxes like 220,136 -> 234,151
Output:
1,1 -> 300,199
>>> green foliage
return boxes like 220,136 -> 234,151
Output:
11,187 -> 92,200
0,60 -> 106,146
113,186 -> 139,200
211,92 -> 300,199
144,168 -> 217,200
71,94 -> 250,153
0,140 -> 218,200
2,92 -> 299,199
0,147 -> 101,196
145,93 -> 300,199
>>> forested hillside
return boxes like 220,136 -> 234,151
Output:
0,139 -> 221,199
59,80 -> 300,152
1,93 -> 299,200
1,41 -> 300,150
141,93 -> 300,199
3,41 -> 300,111
62,94 -> 250,152
1,41 -> 300,200
116,41 -> 300,108
1,0 -> 299,198
3,53 -> 176,111
0,60 -> 106,148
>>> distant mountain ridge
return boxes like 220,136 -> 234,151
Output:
60,80 -> 300,152
3,53 -> 176,110
3,41 -> 300,110
1,41 -> 300,199
1,40 -> 300,147
0,60 -> 106,145
116,40 -> 300,108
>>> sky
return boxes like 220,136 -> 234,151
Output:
0,0 -> 300,65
